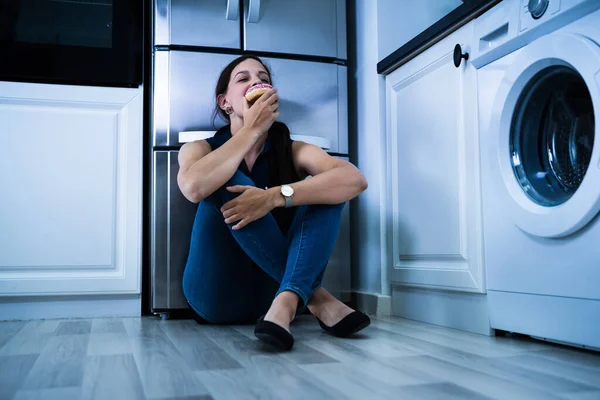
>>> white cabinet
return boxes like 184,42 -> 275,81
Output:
384,21 -> 485,293
0,82 -> 143,296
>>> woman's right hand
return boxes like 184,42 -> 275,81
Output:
242,89 -> 279,138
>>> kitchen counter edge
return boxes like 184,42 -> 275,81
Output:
377,0 -> 502,75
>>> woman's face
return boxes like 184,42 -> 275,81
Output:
220,58 -> 271,119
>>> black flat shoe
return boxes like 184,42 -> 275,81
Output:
316,311 -> 371,338
254,316 -> 294,351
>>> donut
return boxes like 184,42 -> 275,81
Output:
245,83 -> 272,104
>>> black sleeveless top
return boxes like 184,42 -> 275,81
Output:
205,125 -> 296,235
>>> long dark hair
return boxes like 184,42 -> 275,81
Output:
213,55 -> 300,187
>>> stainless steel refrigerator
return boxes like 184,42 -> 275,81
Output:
150,0 -> 350,319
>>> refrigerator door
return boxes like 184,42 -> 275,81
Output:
262,57 -> 348,154
151,150 -> 198,312
153,51 -> 237,147
243,0 -> 346,59
154,0 -> 241,48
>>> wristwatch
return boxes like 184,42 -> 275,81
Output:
280,185 -> 294,208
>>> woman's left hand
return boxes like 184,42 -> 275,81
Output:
221,186 -> 276,230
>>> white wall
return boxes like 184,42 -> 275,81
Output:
348,0 -> 463,296
348,0 -> 386,295
377,0 -> 462,62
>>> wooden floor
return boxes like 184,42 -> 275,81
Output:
0,314 -> 599,400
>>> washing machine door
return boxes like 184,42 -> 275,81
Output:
490,33 -> 600,238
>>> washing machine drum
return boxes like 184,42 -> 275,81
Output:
491,33 -> 600,238
512,66 -> 594,207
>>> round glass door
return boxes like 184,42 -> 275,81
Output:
491,32 -> 600,238
510,66 -> 595,207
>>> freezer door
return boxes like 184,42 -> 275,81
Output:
154,0 -> 241,48
320,157 -> 352,301
153,51 -> 237,146
243,0 -> 346,59
151,151 -> 198,311
262,57 -> 348,154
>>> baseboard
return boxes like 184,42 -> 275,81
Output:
348,291 -> 392,316
0,294 -> 141,321
391,285 -> 493,336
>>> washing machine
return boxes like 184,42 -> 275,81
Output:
473,0 -> 600,350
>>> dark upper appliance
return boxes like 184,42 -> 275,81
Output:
0,0 -> 143,87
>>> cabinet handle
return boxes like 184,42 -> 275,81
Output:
453,44 -> 469,68
226,0 -> 239,21
248,0 -> 261,23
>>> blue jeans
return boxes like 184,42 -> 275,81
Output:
182,170 -> 345,324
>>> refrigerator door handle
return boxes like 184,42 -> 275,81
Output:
226,0 -> 240,21
248,0 -> 261,23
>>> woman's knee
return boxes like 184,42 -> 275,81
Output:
306,202 -> 346,223
206,170 -> 256,206
226,169 -> 255,187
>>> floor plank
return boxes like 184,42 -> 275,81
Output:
499,353 -> 600,389
370,318 -> 529,357
123,317 -> 211,399
90,318 -> 127,334
303,338 -> 439,386
560,391 -> 600,400
13,387 -> 82,400
391,382 -> 495,400
160,320 -> 243,371
384,355 -> 564,400
87,332 -> 132,356
20,334 -> 89,390
55,321 -> 92,335
298,361 -> 415,400
424,347 -> 597,395
0,320 -> 60,356
376,315 -> 550,352
0,354 -> 39,399
80,354 -> 145,400
0,321 -> 28,352
197,354 -> 345,400
534,348 -> 600,370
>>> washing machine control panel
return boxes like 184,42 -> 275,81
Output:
528,0 -> 550,18
520,0 -> 561,31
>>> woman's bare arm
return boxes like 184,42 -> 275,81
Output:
177,128 -> 259,203
266,141 -> 368,208
178,89 -> 280,203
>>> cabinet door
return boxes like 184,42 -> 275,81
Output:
384,21 -> 484,293
152,151 -> 198,311
155,0 -> 241,48
243,0 -> 346,59
0,82 -> 142,295
262,57 -> 347,154
153,51 -> 237,147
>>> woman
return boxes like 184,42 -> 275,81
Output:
178,55 -> 370,351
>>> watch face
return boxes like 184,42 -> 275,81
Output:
281,185 -> 294,197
